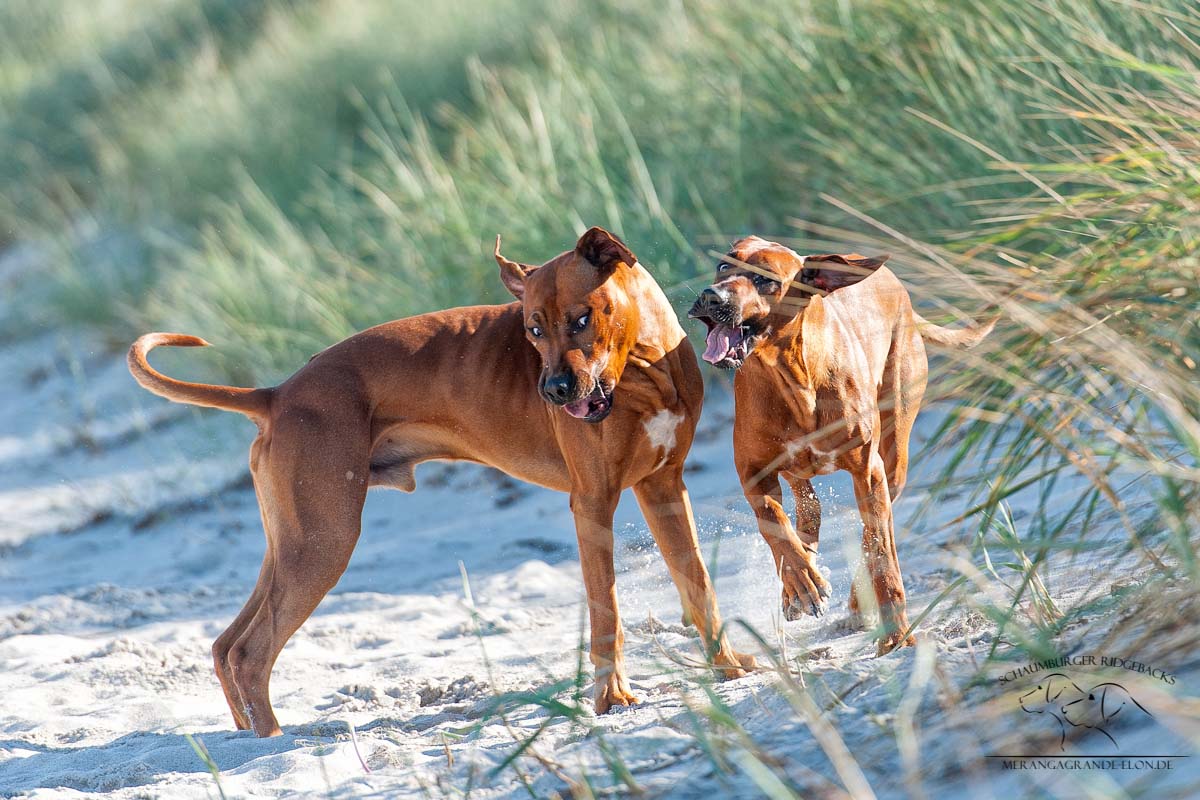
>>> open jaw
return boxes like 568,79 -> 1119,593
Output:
563,383 -> 613,422
700,321 -> 757,368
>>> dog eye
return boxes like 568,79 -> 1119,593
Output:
529,325 -> 543,338
572,314 -> 590,332
718,262 -> 731,272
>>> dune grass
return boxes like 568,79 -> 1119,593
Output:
3,0 -> 1198,795
4,0 -> 1193,364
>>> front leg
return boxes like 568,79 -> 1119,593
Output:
740,464 -> 831,619
788,473 -> 865,627
783,473 -> 821,551
570,491 -> 638,714
633,469 -> 756,678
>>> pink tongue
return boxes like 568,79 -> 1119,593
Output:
703,326 -> 737,363
564,397 -> 593,418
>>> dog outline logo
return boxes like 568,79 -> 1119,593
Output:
1018,673 -> 1152,751
1061,682 -> 1153,748
1019,673 -> 1084,751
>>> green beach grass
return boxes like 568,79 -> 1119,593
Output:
3,1 -> 1192,364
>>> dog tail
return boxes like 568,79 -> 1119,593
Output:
128,333 -> 271,422
912,310 -> 999,349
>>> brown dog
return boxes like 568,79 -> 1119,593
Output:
128,227 -> 754,737
689,236 -> 993,653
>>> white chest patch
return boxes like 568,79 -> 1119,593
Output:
644,409 -> 685,470
785,437 -> 838,474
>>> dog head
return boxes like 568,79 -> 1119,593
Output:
1062,683 -> 1150,729
1019,673 -> 1084,716
688,236 -> 886,369
494,227 -> 641,422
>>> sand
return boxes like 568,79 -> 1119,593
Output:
1,299 -> 1194,797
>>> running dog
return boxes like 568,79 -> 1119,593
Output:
689,236 -> 994,653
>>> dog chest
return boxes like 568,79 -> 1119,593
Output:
781,437 -> 840,476
643,408 -> 685,471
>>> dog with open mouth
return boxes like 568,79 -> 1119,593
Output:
127,226 -> 754,736
690,236 -> 995,653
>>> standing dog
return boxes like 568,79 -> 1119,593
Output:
689,236 -> 993,653
129,227 -> 754,737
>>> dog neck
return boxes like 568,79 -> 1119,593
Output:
743,300 -> 821,388
624,262 -> 687,362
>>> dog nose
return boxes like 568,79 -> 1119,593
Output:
689,286 -> 729,317
542,372 -> 576,404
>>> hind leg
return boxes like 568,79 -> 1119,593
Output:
212,454 -> 280,730
849,447 -> 914,655
227,418 -> 369,736
879,326 -> 927,503
783,473 -> 821,552
879,401 -> 917,503
866,401 -> 914,627
739,462 -> 831,620
229,534 -> 360,736
852,326 -> 927,623
213,553 -> 273,730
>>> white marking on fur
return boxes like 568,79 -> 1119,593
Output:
644,409 -> 684,471
785,438 -> 837,474
345,470 -> 355,481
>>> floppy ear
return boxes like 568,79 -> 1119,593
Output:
575,226 -> 636,277
801,253 -> 888,292
1046,675 -> 1084,702
1099,687 -> 1118,721
1100,685 -> 1144,721
494,235 -> 537,300
800,294 -> 832,386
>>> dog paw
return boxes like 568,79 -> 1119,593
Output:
594,674 -> 640,714
714,648 -> 757,679
875,630 -> 916,656
778,552 -> 832,620
832,611 -> 866,634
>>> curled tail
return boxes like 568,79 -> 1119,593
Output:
912,310 -> 998,349
128,333 -> 271,421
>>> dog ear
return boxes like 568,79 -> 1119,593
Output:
575,226 -> 636,277
494,235 -> 537,300
1046,674 -> 1084,702
1098,684 -> 1144,721
800,294 -> 832,384
1099,686 -> 1117,721
801,253 -> 888,292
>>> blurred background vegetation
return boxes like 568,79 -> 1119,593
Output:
1,0 -> 1193,375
